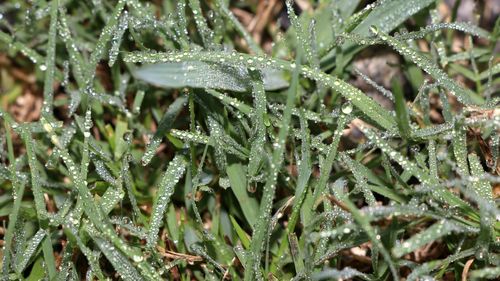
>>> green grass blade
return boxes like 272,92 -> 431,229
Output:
244,55 -> 300,280
41,0 -> 58,115
146,154 -> 186,248
311,114 -> 347,210
353,0 -> 434,36
92,236 -> 145,281
226,163 -> 259,227
392,220 -> 471,258
85,0 -> 125,83
230,215 -> 251,249
392,77 -> 411,139
20,130 -> 47,219
343,198 -> 399,280
188,0 -> 215,48
452,124 -> 470,176
15,229 -> 47,274
371,26 -> 482,105
247,70 -> 268,180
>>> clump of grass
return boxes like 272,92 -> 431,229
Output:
0,0 -> 499,280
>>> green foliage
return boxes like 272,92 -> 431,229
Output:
0,0 -> 498,280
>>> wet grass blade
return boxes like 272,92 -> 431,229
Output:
227,163 -> 259,227
392,77 -> 411,139
92,236 -> 145,281
146,154 -> 186,248
20,130 -> 48,219
371,26 -> 483,105
343,198 -> 399,280
247,70 -> 268,181
14,229 -> 46,274
244,55 -> 300,280
41,0 -> 58,115
392,220 -> 470,258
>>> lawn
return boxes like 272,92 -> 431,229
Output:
0,0 -> 499,280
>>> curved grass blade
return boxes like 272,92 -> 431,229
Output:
15,229 -> 46,274
392,220 -> 473,258
370,26 -> 482,105
247,70 -> 268,181
352,0 -> 434,36
146,154 -> 186,248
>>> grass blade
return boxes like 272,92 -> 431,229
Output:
41,0 -> 58,115
226,163 -> 259,227
146,154 -> 186,248
392,220 -> 470,258
92,236 -> 145,281
370,26 -> 482,105
245,55 -> 300,280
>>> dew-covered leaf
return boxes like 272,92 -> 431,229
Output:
245,55 -> 300,280
92,236 -> 144,281
226,163 -> 259,227
371,27 -> 483,105
392,220 -> 474,258
147,154 -> 186,248
15,229 -> 47,274
312,267 -> 371,281
134,62 -> 288,92
41,0 -> 58,115
352,0 -> 434,36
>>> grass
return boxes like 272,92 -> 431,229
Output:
0,0 -> 499,280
